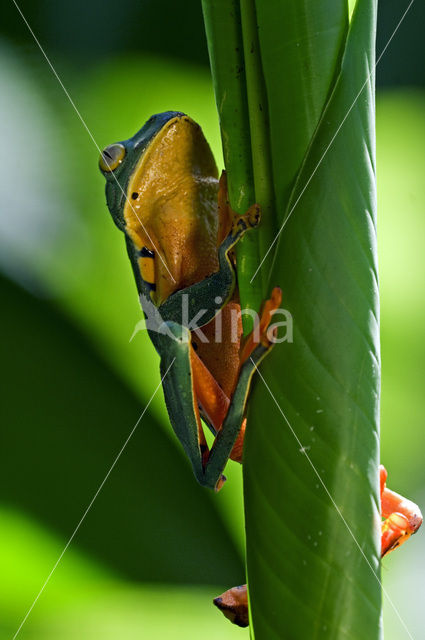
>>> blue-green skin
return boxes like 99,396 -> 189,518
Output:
100,112 -> 272,490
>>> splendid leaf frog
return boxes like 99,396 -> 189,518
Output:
100,112 -> 423,628
99,111 -> 281,491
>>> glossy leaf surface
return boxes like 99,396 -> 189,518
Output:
245,1 -> 381,637
204,0 -> 382,637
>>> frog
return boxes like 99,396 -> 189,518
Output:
99,112 -> 422,627
99,111 -> 282,492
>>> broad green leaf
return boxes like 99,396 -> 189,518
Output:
0,274 -> 244,586
0,509 -> 246,640
255,0 -> 349,222
245,0 -> 381,638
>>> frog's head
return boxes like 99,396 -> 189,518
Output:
99,111 -> 185,231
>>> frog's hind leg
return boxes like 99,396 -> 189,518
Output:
190,347 -> 245,463
190,287 -> 282,466
158,321 -> 233,489
156,322 -> 209,485
240,286 -> 282,363
159,318 -> 273,491
201,338 -> 273,490
380,465 -> 423,556
199,287 -> 282,482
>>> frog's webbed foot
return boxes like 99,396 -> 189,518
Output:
380,465 -> 423,557
213,585 -> 249,628
230,203 -> 261,239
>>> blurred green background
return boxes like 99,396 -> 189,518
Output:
0,1 -> 424,638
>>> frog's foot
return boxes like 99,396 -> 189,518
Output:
231,204 -> 261,238
240,286 -> 282,362
213,584 -> 249,627
380,464 -> 423,557
213,465 -> 423,629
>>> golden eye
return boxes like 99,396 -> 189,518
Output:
99,143 -> 126,172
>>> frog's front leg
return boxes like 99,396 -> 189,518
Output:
380,465 -> 422,556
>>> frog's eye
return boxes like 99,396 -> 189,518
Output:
99,143 -> 126,172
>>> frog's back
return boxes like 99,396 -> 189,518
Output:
123,115 -> 224,305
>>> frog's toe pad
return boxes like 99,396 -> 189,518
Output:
214,474 -> 227,492
232,205 -> 261,236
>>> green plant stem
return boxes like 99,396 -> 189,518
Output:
245,1 -> 381,638
202,0 -> 264,331
239,0 -> 276,290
